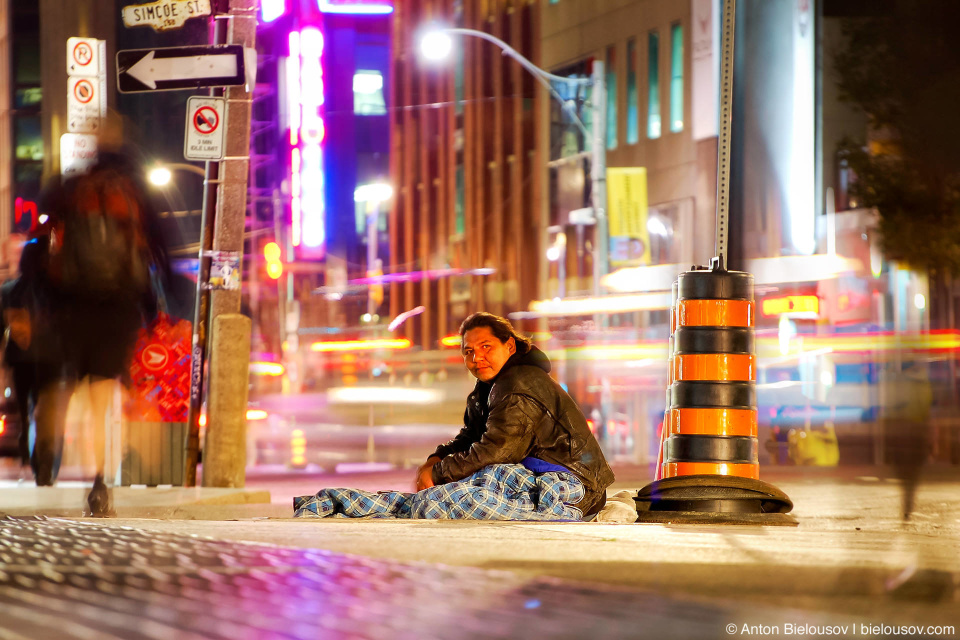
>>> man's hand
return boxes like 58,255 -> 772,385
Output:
415,456 -> 440,492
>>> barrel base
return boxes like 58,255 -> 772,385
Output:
633,475 -> 797,526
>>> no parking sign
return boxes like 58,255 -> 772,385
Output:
184,96 -> 226,160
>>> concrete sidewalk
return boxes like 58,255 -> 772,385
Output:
0,480 -> 286,519
2,467 -> 960,631
94,476 -> 960,625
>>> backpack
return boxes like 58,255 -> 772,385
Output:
54,168 -> 151,298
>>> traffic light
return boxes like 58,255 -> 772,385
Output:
264,241 -> 283,279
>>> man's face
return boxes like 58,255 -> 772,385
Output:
461,326 -> 516,382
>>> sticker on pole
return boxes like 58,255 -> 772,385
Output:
184,96 -> 225,160
205,250 -> 241,290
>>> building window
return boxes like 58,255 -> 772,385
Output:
455,164 -> 465,235
670,23 -> 684,132
353,70 -> 386,115
549,0 -> 560,4
15,116 -> 42,161
14,87 -> 42,109
647,31 -> 660,139
626,38 -> 639,144
606,45 -> 617,150
455,46 -> 465,116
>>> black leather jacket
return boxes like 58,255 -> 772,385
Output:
431,345 -> 615,499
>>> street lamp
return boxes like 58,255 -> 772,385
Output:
148,167 -> 173,187
420,31 -> 453,61
355,182 -> 394,315
418,27 -> 608,298
546,225 -> 567,298
147,162 -> 206,187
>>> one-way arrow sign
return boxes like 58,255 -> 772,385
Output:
116,44 -> 246,93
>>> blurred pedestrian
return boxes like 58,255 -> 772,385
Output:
415,312 -> 615,519
881,359 -> 933,520
0,236 -> 64,484
43,151 -> 170,515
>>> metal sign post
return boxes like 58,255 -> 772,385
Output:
183,0 -> 258,488
712,0 -> 737,270
183,18 -> 229,490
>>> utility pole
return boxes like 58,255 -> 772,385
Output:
366,203 -> 381,316
185,0 -> 257,488
589,60 -> 608,299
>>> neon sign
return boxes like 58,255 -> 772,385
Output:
15,198 -> 39,232
317,0 -> 393,14
261,0 -> 285,22
760,295 -> 819,317
288,27 -> 326,254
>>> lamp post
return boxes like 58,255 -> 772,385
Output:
355,182 -> 394,316
420,28 -> 608,298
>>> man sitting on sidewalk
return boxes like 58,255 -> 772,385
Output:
294,313 -> 614,521
415,312 -> 614,518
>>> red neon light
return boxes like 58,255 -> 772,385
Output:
15,198 -> 39,231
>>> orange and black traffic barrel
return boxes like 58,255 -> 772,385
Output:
637,266 -> 795,525
663,268 -> 758,480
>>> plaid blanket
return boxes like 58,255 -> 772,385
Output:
293,464 -> 587,521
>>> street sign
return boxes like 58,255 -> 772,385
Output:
67,37 -> 106,134
122,0 -> 212,32
184,96 -> 226,160
116,45 -> 246,93
66,37 -> 99,76
67,77 -> 101,133
60,133 -> 98,179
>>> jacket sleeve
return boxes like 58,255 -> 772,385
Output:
432,393 -> 542,485
430,408 -> 481,459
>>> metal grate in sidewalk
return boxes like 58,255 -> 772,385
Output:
0,515 -> 779,639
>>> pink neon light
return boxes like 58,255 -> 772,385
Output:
300,27 -> 324,57
291,147 -> 302,247
261,0 -> 285,22
301,119 -> 325,145
301,75 -> 324,109
287,32 -> 301,144
317,0 -> 393,14
349,268 -> 496,285
299,145 -> 325,248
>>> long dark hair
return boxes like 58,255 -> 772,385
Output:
17,236 -> 49,282
458,312 -> 532,352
